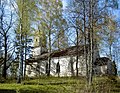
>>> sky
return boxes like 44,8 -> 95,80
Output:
62,0 -> 67,9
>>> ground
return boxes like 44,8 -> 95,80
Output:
0,76 -> 120,93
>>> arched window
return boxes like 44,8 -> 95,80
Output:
36,39 -> 37,42
56,62 -> 60,73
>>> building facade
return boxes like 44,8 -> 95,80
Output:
25,34 -> 115,77
26,45 -> 101,77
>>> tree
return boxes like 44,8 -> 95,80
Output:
37,0 -> 67,76
112,61 -> 117,76
0,0 -> 15,79
106,17 -> 117,60
112,23 -> 120,71
15,0 -> 38,83
87,0 -> 118,86
51,5 -> 68,50
65,0 -> 118,85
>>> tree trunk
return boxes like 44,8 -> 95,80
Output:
88,0 -> 93,86
2,35 -> 7,79
109,43 -> 112,60
76,18 -> 79,77
47,57 -> 51,76
83,0 -> 89,83
24,35 -> 27,80
76,55 -> 79,77
17,0 -> 24,83
47,29 -> 51,76
70,56 -> 74,76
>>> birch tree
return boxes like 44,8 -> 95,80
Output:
66,0 -> 118,85
15,0 -> 38,83
38,0 -> 66,76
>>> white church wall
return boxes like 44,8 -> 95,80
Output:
32,47 -> 41,56
32,47 -> 47,57
26,45 -> 100,77
50,56 -> 71,76
26,55 -> 88,77
26,62 -> 38,77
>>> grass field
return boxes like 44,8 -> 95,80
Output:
0,76 -> 120,93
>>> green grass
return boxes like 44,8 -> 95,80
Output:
0,76 -> 120,93
0,84 -> 84,93
23,77 -> 85,85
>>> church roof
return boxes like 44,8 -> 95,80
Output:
94,57 -> 111,66
26,44 -> 89,63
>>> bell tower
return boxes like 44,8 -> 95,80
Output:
32,31 -> 47,56
33,31 -> 47,48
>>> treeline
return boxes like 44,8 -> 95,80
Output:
0,0 -> 120,85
